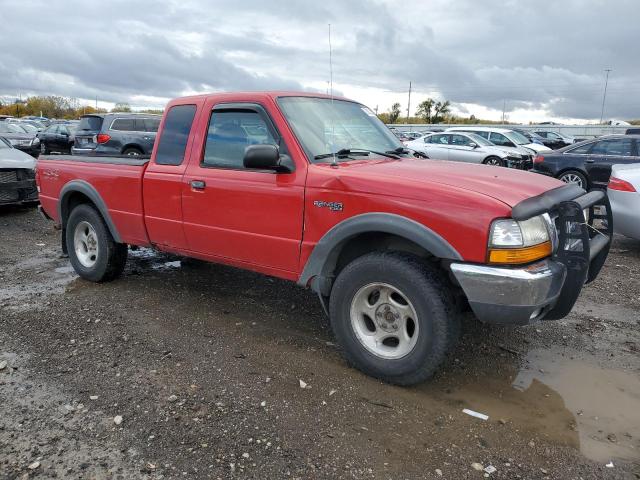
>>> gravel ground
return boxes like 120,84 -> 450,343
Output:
1,205 -> 639,480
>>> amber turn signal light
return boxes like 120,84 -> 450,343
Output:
488,241 -> 552,265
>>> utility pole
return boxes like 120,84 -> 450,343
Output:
95,95 -> 98,110
501,99 -> 506,124
374,105 -> 378,115
599,68 -> 612,124
406,81 -> 412,124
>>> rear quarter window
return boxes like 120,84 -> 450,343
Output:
111,118 -> 135,131
77,116 -> 103,132
155,105 -> 197,166
143,118 -> 161,132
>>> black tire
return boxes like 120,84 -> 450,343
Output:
557,169 -> 588,190
66,204 -> 128,282
329,252 -> 460,385
483,156 -> 504,167
122,147 -> 143,156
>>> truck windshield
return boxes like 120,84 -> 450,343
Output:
277,97 -> 402,162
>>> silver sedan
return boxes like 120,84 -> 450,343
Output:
608,163 -> 640,240
405,132 -> 532,168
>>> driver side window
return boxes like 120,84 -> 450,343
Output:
450,134 -> 471,146
429,134 -> 449,145
202,110 -> 277,169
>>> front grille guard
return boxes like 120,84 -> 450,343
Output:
545,189 -> 612,320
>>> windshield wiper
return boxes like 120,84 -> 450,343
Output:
388,146 -> 427,158
314,148 -> 399,160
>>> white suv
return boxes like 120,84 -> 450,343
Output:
446,126 -> 551,153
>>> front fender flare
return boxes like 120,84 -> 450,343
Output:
298,213 -> 462,292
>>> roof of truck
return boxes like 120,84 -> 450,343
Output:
170,91 -> 353,103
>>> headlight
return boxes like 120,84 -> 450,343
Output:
31,137 -> 40,146
488,215 -> 552,264
501,151 -> 522,159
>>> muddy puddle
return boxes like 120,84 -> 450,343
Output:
514,348 -> 640,464
0,247 -> 180,310
415,344 -> 640,466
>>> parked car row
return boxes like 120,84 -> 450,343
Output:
1,113 -> 161,158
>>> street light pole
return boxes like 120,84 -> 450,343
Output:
406,81 -> 412,124
599,69 -> 611,124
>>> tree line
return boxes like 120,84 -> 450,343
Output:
378,98 -> 511,125
0,96 -> 162,119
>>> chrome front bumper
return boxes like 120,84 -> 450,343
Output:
451,259 -> 567,325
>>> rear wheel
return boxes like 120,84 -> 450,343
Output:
483,156 -> 504,167
40,143 -> 49,155
558,170 -> 588,189
329,252 -> 460,385
66,204 -> 128,282
122,147 -> 143,156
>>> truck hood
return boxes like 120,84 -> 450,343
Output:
320,157 -> 564,208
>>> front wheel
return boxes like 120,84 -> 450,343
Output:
329,252 -> 460,385
483,156 -> 504,167
66,204 -> 128,282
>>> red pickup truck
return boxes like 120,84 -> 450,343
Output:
36,92 -> 612,385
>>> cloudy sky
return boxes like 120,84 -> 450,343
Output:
0,0 -> 638,123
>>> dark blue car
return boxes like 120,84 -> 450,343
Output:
531,134 -> 640,189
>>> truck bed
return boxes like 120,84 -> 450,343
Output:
37,155 -> 151,246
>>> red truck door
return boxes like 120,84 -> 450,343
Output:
143,104 -> 199,250
181,100 -> 305,278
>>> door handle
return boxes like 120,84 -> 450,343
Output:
585,159 -> 595,163
190,180 -> 206,190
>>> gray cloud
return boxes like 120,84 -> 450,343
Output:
0,0 -> 638,120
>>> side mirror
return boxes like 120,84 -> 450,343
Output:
468,142 -> 478,149
243,144 -> 291,173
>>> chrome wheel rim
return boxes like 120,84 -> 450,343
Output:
126,150 -> 140,156
560,173 -> 584,188
40,143 -> 45,153
485,158 -> 501,166
73,221 -> 99,268
350,283 -> 420,359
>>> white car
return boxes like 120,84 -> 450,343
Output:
405,132 -> 533,168
607,163 -> 640,240
0,136 -> 38,205
446,126 -> 552,153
